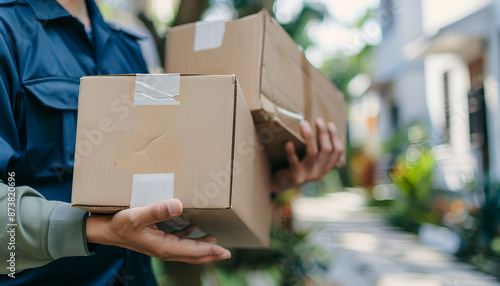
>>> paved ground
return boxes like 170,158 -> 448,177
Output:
291,190 -> 500,286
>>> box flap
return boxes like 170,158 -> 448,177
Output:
166,11 -> 266,111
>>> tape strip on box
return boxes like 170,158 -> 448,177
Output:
276,106 -> 304,122
194,21 -> 226,52
134,74 -> 180,105
131,173 -> 175,207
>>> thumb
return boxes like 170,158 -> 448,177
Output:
133,199 -> 183,227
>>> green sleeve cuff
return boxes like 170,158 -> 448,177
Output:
47,203 -> 93,260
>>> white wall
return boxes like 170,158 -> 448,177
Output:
393,64 -> 429,127
484,0 -> 500,183
375,0 -> 424,82
424,54 -> 471,150
422,0 -> 491,35
375,0 -> 429,129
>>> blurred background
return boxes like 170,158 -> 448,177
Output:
97,0 -> 500,285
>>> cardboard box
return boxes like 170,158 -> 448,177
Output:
166,10 -> 347,167
71,74 -> 272,248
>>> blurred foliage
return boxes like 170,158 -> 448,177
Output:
348,149 -> 376,190
207,226 -> 331,286
388,148 -> 437,231
321,45 -> 374,100
301,169 -> 344,197
383,122 -> 439,232
213,190 -> 331,286
320,9 -> 377,100
456,183 -> 500,278
280,3 -> 326,50
154,190 -> 332,286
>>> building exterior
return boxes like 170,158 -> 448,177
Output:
369,0 -> 499,192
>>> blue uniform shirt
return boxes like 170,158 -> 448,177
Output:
0,0 -> 157,285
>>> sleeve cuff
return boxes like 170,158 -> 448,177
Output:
47,203 -> 93,260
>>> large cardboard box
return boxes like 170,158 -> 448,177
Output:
71,74 -> 272,248
166,10 -> 347,167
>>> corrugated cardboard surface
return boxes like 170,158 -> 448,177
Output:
72,74 -> 271,247
166,10 -> 347,167
166,13 -> 264,110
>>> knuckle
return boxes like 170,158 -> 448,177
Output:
337,144 -> 345,154
287,153 -> 299,164
308,147 -> 318,156
120,211 -> 140,228
292,175 -> 303,185
152,203 -> 167,221
328,122 -> 338,133
321,146 -> 333,154
120,211 -> 134,222
334,147 -> 344,157
330,126 -> 338,134
334,150 -> 342,158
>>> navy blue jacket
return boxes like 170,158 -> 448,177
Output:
0,0 -> 156,284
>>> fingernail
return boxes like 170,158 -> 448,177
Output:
221,250 -> 231,259
302,121 -> 311,133
317,118 -> 324,127
167,200 -> 182,215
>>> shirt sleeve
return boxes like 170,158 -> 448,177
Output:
0,182 -> 92,274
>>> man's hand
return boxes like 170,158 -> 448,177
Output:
86,199 -> 231,264
270,118 -> 344,192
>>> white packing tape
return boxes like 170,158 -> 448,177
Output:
134,74 -> 180,105
193,20 -> 226,52
130,173 -> 174,207
276,106 -> 305,122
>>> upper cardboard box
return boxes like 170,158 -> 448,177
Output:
71,74 -> 272,247
166,10 -> 347,165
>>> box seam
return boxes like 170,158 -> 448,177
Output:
229,76 -> 238,209
257,9 -> 267,108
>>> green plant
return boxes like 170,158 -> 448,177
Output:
456,183 -> 500,278
386,123 -> 438,232
211,190 -> 332,286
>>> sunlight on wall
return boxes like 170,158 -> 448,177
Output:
422,0 -> 491,35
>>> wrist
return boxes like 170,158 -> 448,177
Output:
86,215 -> 113,245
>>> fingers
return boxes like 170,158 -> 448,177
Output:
195,235 -> 216,243
164,237 -> 230,259
301,121 -> 318,166
172,225 -> 199,238
326,122 -> 344,170
160,238 -> 230,263
134,199 -> 183,228
284,141 -> 307,186
164,252 -> 230,264
285,141 -> 300,170
316,118 -> 333,174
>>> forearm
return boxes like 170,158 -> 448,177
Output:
0,183 -> 91,274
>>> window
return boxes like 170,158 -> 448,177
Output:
443,71 -> 451,143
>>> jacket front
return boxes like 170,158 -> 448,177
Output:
0,0 -> 157,285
